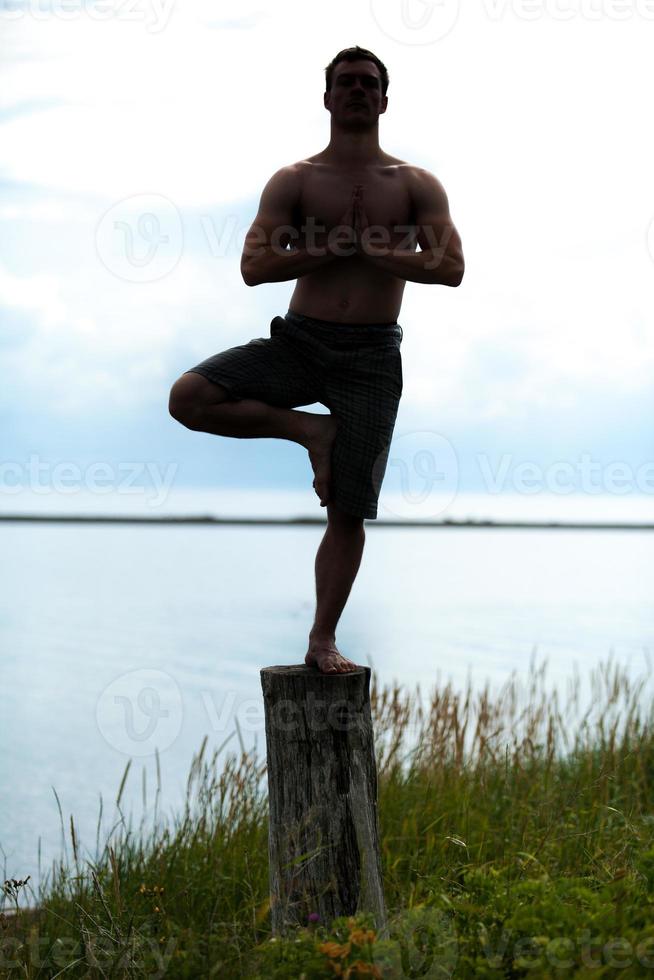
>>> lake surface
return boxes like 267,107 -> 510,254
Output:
1,513 -> 653,895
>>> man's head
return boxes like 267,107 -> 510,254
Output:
323,46 -> 389,129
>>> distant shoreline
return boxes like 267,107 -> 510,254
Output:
0,514 -> 652,530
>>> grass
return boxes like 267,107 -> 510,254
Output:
3,651 -> 654,978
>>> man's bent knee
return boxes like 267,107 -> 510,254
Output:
326,501 -> 365,532
168,372 -> 230,426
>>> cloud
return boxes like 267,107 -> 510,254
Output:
1,0 -> 653,484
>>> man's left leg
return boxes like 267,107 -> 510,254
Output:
304,502 -> 365,674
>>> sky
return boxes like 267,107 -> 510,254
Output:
1,0 -> 653,519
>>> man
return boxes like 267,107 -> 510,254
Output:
168,46 -> 464,675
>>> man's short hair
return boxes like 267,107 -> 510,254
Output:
324,46 -> 389,97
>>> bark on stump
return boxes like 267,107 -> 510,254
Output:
260,664 -> 387,937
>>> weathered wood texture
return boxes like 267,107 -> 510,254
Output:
260,664 -> 387,937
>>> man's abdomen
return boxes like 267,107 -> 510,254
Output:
289,261 -> 407,324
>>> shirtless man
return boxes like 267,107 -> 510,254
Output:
168,46 -> 464,675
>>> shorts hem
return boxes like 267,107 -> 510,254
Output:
330,489 -> 377,521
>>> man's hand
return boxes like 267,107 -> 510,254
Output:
330,186 -> 362,257
328,186 -> 381,258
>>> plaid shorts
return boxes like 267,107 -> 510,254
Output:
184,309 -> 404,519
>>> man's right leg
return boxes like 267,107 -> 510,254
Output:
168,372 -> 339,506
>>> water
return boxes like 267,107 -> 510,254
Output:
1,508 -> 653,894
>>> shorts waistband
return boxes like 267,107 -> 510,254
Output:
285,310 -> 403,340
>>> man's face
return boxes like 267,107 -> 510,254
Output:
324,59 -> 387,129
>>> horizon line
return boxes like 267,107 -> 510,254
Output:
0,514 -> 652,531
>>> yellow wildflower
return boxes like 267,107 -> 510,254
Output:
319,941 -> 352,959
351,962 -> 383,977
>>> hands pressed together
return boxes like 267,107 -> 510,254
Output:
334,185 -> 373,257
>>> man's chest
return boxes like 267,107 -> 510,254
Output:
296,167 -> 415,237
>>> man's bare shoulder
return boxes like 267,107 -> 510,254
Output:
266,162 -> 303,184
403,164 -> 449,193
396,165 -> 454,217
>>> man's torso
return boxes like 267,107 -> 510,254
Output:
288,152 -> 418,324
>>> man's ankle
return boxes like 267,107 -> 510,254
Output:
309,628 -> 336,643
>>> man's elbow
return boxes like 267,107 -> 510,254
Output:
448,266 -> 465,286
427,249 -> 464,286
240,260 -> 260,287
447,260 -> 464,287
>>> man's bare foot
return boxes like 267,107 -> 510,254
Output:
305,634 -> 360,674
301,413 -> 339,507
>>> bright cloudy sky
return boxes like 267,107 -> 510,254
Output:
1,0 -> 653,512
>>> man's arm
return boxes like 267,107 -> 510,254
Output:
359,168 -> 464,286
240,166 -> 339,286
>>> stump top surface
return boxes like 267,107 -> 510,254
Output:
260,664 -> 369,677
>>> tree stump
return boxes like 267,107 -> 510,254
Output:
260,664 -> 387,937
